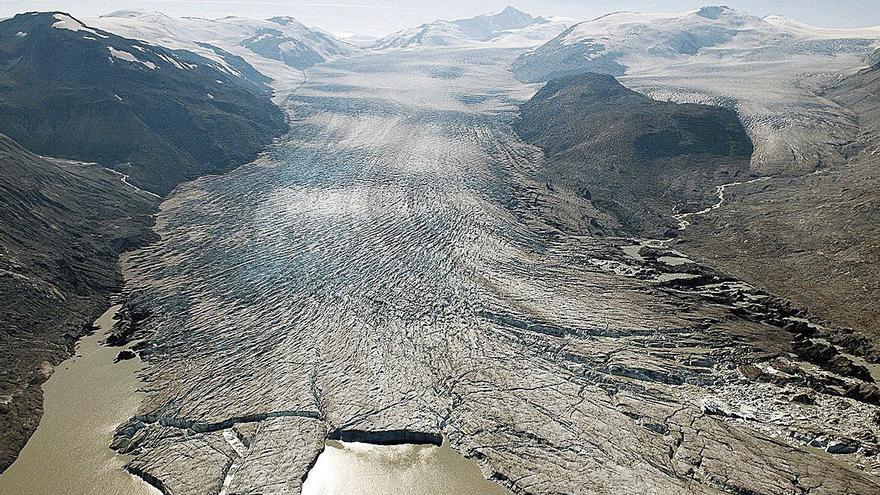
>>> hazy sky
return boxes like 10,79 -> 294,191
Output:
2,1 -> 879,37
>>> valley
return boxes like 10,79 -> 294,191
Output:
0,5 -> 879,495
109,46 -> 879,494
0,136 -> 157,472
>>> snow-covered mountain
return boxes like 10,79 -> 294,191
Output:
0,12 -> 287,195
513,6 -> 880,82
89,10 -> 359,72
763,14 -> 880,40
373,6 -> 572,50
512,5 -> 880,175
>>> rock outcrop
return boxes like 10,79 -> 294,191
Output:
514,72 -> 753,236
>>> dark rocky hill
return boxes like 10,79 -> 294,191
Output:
0,12 -> 287,195
0,133 -> 157,472
515,72 -> 753,235
514,70 -> 880,348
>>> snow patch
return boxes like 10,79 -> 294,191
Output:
52,14 -> 108,38
156,53 -> 187,70
107,47 -> 157,69
108,46 -> 139,63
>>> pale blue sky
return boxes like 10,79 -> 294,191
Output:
2,1 -> 878,37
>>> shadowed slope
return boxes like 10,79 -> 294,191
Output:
515,72 -> 753,236
0,12 -> 287,195
0,134 -> 156,472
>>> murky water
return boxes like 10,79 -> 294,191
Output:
0,306 -> 159,495
302,440 -> 509,495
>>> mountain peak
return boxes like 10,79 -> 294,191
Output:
489,5 -> 535,23
268,16 -> 302,27
474,5 -> 540,33
499,6 -> 528,17
100,9 -> 165,19
18,11 -> 78,24
695,6 -> 733,20
7,12 -> 102,36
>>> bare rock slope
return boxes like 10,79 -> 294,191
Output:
0,134 -> 156,472
514,72 -> 752,236
0,12 -> 287,195
669,53 -> 880,342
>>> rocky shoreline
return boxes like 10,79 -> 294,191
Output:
0,138 -> 158,473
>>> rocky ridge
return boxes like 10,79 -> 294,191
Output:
514,72 -> 753,237
0,12 -> 288,195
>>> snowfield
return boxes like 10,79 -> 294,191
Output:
89,10 -> 359,74
372,6 -> 573,50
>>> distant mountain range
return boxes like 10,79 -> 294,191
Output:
512,5 -> 880,178
90,10 -> 360,71
0,12 -> 288,195
373,6 -> 573,50
512,6 -> 880,83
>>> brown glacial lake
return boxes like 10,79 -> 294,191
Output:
0,305 -> 508,495
302,439 -> 510,495
0,306 -> 159,495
